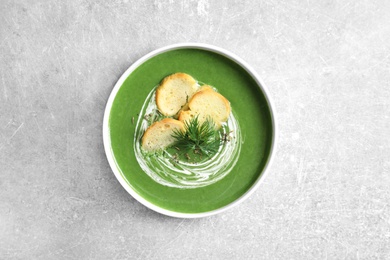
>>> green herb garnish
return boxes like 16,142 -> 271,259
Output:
144,109 -> 167,126
172,116 -> 220,157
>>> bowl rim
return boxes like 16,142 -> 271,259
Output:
103,43 -> 278,218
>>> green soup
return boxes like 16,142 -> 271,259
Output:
107,48 -> 274,214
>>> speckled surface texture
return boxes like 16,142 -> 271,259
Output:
1,0 -> 389,259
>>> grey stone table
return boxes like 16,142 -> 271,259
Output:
1,0 -> 389,259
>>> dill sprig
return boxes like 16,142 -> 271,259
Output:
172,116 -> 220,157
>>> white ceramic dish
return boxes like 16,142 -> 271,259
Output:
103,43 -> 277,218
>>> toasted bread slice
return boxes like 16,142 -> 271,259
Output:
178,86 -> 231,128
141,118 -> 184,152
156,73 -> 198,116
